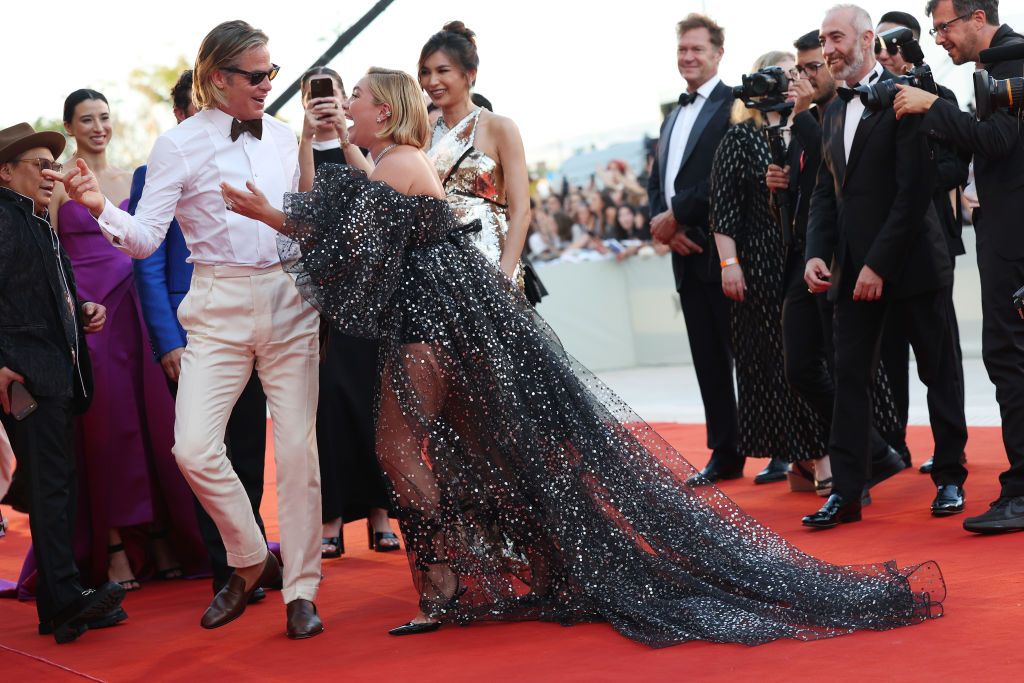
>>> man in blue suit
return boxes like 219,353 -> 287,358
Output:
130,70 -> 270,600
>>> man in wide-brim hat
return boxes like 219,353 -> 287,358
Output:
0,121 -> 125,644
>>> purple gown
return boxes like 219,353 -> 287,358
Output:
13,199 -> 207,597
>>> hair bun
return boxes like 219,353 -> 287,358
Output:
442,21 -> 476,46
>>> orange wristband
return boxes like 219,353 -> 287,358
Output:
720,257 -> 740,269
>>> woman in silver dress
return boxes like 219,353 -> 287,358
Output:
419,21 -> 530,284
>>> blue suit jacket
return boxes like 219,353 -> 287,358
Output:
129,165 -> 192,358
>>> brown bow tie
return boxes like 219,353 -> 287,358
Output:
230,118 -> 263,141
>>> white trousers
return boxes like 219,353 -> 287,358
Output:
174,263 -> 321,604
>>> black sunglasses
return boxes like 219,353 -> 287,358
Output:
222,63 -> 280,86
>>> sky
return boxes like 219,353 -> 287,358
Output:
5,0 -> 1021,167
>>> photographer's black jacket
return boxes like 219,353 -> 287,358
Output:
923,24 -> 1024,260
788,105 -> 827,249
0,187 -> 92,409
806,67 -> 953,301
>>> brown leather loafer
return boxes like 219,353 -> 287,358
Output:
201,552 -> 281,629
286,599 -> 324,639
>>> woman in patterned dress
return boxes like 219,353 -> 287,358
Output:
709,52 -> 830,481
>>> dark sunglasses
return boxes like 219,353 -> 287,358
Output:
222,63 -> 280,86
11,158 -> 63,173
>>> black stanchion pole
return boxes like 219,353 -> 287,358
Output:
266,0 -> 395,117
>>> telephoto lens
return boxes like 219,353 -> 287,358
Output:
974,70 -> 1024,120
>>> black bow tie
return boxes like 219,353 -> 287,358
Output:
230,118 -> 263,141
836,86 -> 860,103
678,91 -> 699,107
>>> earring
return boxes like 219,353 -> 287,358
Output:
375,116 -> 383,123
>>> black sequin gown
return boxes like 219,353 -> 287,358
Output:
710,121 -> 827,463
279,164 -> 944,648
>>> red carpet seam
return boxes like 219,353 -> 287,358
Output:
0,643 -> 107,682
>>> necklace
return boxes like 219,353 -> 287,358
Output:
373,143 -> 398,164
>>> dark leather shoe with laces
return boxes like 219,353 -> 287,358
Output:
286,599 -> 324,639
963,496 -> 1024,534
47,581 -> 127,644
686,462 -> 744,486
931,485 -> 965,516
801,493 -> 862,529
201,552 -> 281,629
867,447 -> 908,489
753,458 -> 789,485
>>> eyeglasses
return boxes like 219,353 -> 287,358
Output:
796,62 -> 825,76
221,63 -> 280,86
11,158 -> 62,173
928,13 -> 973,36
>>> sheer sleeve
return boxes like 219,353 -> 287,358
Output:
709,124 -> 751,240
278,164 -> 415,338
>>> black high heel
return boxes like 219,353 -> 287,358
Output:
107,543 -> 141,591
321,535 -> 344,559
368,519 -> 401,552
388,584 -> 467,636
149,529 -> 183,580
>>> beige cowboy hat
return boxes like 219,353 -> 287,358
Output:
0,122 -> 66,164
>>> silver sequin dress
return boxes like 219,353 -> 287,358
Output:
279,164 -> 945,648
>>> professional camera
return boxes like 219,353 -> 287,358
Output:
973,71 -> 1024,120
732,66 -> 792,113
856,27 -> 936,110
1015,284 -> 1024,320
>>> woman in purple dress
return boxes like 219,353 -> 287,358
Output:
41,89 -> 205,591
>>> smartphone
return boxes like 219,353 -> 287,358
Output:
9,381 -> 37,421
309,77 -> 334,101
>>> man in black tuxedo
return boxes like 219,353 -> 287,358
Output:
895,0 -> 1024,532
0,122 -> 125,642
801,5 -> 968,528
768,30 -> 906,498
648,13 -> 744,484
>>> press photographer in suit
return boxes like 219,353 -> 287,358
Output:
894,0 -> 1024,533
801,5 -> 967,528
648,14 -> 743,484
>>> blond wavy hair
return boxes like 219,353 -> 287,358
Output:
192,20 -> 269,109
365,67 -> 430,149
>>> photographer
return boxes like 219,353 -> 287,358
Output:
768,30 -> 905,500
894,0 -> 1024,533
801,5 -> 967,529
875,11 -> 972,474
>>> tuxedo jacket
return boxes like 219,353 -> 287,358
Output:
648,80 -> 733,288
0,188 -> 93,409
923,24 -> 1024,261
129,165 -> 192,359
805,68 -> 952,301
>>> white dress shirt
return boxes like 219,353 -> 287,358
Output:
664,75 -> 721,208
97,107 -> 299,266
843,61 -> 884,162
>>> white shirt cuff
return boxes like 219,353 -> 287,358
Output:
97,197 -> 126,246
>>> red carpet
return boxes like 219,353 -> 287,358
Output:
1,423 -> 1021,682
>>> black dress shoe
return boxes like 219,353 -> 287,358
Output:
286,599 -> 324,639
866,447 -> 907,489
919,452 -> 967,474
931,485 -> 965,516
39,607 -> 127,635
963,496 -> 1024,534
686,462 -> 744,486
389,620 -> 441,636
896,445 -> 912,468
201,553 -> 281,629
801,494 -> 862,529
47,582 -> 127,644
753,458 -> 789,485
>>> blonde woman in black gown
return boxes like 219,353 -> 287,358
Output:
216,67 -> 944,647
